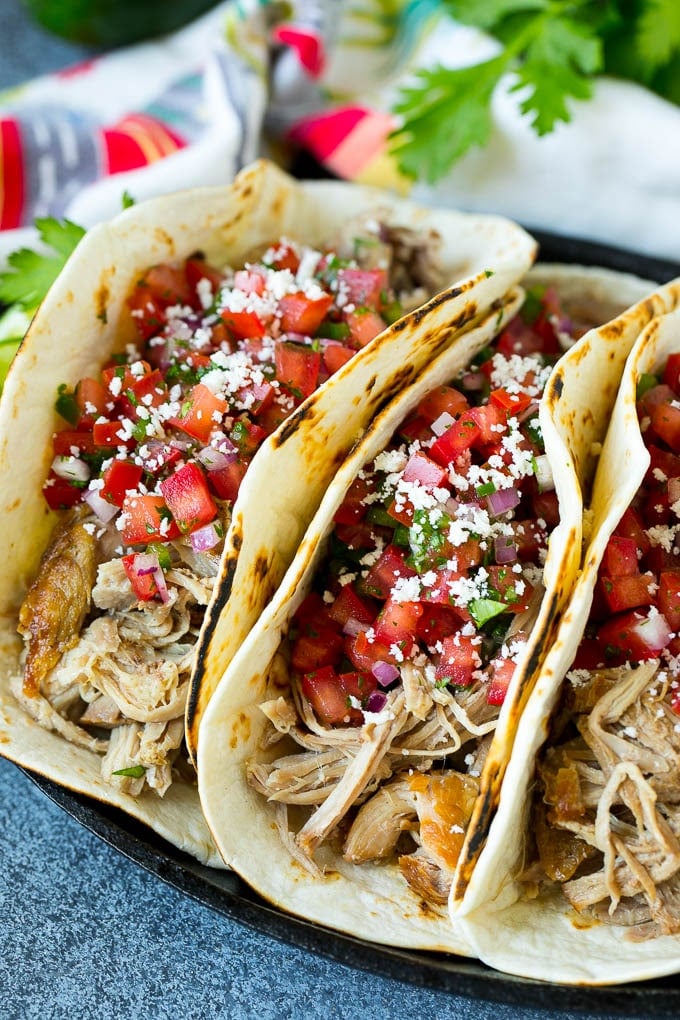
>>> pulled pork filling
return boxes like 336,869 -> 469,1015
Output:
17,218 -> 443,797
249,287 -> 578,903
528,353 -> 680,940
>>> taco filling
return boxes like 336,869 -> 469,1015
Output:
247,286 -> 581,903
14,218 -> 443,798
527,352 -> 680,940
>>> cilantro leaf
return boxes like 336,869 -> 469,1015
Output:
390,54 -> 509,182
441,0 -> 548,31
0,217 -> 86,309
511,15 -> 601,134
636,0 -> 680,71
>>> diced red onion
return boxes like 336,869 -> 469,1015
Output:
461,371 -> 486,391
51,455 -> 90,483
343,616 -> 369,637
84,487 -> 119,523
371,660 -> 400,687
197,447 -> 235,472
487,485 -> 521,518
365,690 -> 388,713
494,534 -> 518,564
445,496 -> 460,516
533,454 -> 555,492
431,411 -> 455,437
190,522 -> 221,552
517,400 -> 540,423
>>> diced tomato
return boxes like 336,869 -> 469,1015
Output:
336,268 -> 388,309
42,472 -> 84,510
301,666 -> 376,727
533,489 -> 560,529
101,361 -> 151,395
429,415 -> 482,467
122,553 -> 161,602
124,369 -> 168,416
641,486 -> 671,527
160,462 -> 217,534
120,494 -> 179,544
374,597 -> 422,654
278,291 -> 333,335
244,382 -> 275,417
291,626 -> 344,673
267,241 -> 300,272
220,308 -> 266,341
571,637 -> 606,671
333,475 -> 374,525
101,460 -> 143,507
229,418 -> 268,457
421,566 -> 465,606
495,322 -> 546,359
92,419 -> 136,450
416,604 -> 464,646
658,571 -> 680,631
343,307 -> 386,348
137,440 -> 184,476
168,382 -> 228,443
322,342 -> 354,375
334,521 -> 381,550
486,564 -> 532,613
233,269 -> 265,296
511,519 -> 544,562
646,444 -> 680,485
344,630 -> 398,671
644,543 -> 680,575
184,255 -> 225,300
398,415 -> 436,446
614,506 -> 651,557
650,400 -> 680,453
599,572 -> 655,614
75,377 -> 109,427
468,403 -> 508,446
448,537 -> 484,573
402,451 -> 449,489
327,584 -> 376,629
597,608 -> 673,662
127,284 -> 167,340
489,387 -> 533,416
417,385 -> 469,423
143,263 -> 195,309
361,545 -> 417,599
52,429 -> 98,457
639,383 -> 677,418
486,657 -> 516,705
275,341 -> 321,399
294,591 -> 329,626
435,633 -> 481,687
601,535 -> 640,577
663,353 -> 680,394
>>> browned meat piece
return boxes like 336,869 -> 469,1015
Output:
18,511 -> 97,696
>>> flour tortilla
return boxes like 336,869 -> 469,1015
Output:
0,159 -> 535,865
196,266 -> 657,947
454,281 -> 680,984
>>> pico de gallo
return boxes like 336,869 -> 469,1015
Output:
248,285 -> 580,904
17,220 -> 443,798
529,351 -> 680,938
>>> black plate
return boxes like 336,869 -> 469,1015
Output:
18,232 -> 680,1016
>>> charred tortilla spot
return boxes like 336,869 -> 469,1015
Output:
552,374 -> 564,400
364,375 -> 377,395
229,711 -> 251,749
273,403 -> 317,447
153,227 -> 175,253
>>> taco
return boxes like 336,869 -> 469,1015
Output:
0,159 -> 536,865
197,266 -> 659,947
453,282 -> 680,984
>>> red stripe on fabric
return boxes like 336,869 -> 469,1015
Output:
0,118 -> 25,230
288,107 -> 369,161
102,114 -> 186,175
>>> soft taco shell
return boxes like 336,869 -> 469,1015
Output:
454,280 -> 680,984
196,265 -> 658,947
0,159 -> 535,865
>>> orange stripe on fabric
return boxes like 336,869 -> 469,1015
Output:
324,111 -> 396,180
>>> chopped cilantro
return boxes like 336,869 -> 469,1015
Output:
469,597 -> 509,628
637,372 -> 659,400
408,508 -> 452,572
112,765 -> 146,778
55,383 -> 80,425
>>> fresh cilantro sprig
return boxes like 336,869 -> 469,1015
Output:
0,217 -> 86,309
389,0 -> 680,183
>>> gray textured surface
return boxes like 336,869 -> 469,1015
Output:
0,4 -> 668,1018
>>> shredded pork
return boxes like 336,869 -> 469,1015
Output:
532,660 -> 680,939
